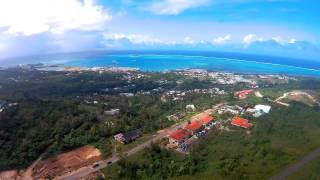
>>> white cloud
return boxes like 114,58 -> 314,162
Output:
243,34 -> 301,48
242,34 -> 270,47
148,0 -> 210,15
0,0 -> 112,36
213,34 -> 231,44
183,36 -> 197,45
103,33 -> 163,45
243,34 -> 257,45
288,38 -> 296,44
271,36 -> 284,44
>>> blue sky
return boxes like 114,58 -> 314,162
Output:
0,0 -> 319,60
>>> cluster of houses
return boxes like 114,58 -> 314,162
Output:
231,105 -> 270,128
167,102 -> 272,149
214,104 -> 244,115
161,88 -> 227,102
175,69 -> 257,85
120,72 -> 147,83
213,103 -> 271,118
168,112 -> 259,150
230,104 -> 271,129
64,66 -> 139,74
168,114 -> 215,148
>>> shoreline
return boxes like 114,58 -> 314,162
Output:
1,56 -> 320,78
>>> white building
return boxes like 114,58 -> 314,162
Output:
253,105 -> 271,117
186,104 -> 196,111
104,109 -> 120,116
254,105 -> 271,113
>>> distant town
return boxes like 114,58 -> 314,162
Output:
0,65 -> 319,180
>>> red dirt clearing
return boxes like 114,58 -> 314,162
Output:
32,145 -> 102,179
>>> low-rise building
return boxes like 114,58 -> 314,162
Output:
114,130 -> 141,144
231,117 -> 253,129
169,129 -> 191,147
185,121 -> 203,135
234,89 -> 254,100
215,104 -> 243,115
186,104 -> 196,111
254,104 -> 271,113
104,109 -> 120,116
201,115 -> 214,126
167,112 -> 185,121
252,105 -> 271,117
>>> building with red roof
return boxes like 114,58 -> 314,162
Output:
169,129 -> 191,147
185,121 -> 204,135
201,115 -> 214,125
234,89 -> 254,100
231,117 -> 253,129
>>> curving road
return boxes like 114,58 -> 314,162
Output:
269,148 -> 320,180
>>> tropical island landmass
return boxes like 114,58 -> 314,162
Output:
0,65 -> 320,179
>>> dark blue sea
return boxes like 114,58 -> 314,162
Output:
4,51 -> 320,77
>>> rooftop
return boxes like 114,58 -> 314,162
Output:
185,121 -> 203,132
231,117 -> 253,129
170,129 -> 191,141
202,115 -> 214,124
235,89 -> 254,95
254,105 -> 271,113
122,130 -> 141,140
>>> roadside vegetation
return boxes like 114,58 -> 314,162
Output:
103,103 -> 320,180
0,68 -> 320,180
288,157 -> 320,180
0,69 -> 229,170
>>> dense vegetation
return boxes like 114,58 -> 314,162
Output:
0,69 -> 229,170
104,103 -> 320,180
103,143 -> 207,179
0,70 -> 154,169
288,157 -> 320,180
1,67 -> 320,179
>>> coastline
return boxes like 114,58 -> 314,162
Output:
1,53 -> 320,78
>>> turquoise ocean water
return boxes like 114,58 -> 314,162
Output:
42,53 -> 320,77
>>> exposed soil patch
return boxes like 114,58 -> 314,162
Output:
32,145 -> 102,179
0,170 -> 19,180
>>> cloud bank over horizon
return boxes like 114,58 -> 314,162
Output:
0,0 -> 319,61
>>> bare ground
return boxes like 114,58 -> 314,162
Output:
32,145 -> 102,179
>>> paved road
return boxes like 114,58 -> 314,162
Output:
54,132 -> 168,180
269,148 -> 320,180
53,113 -> 205,180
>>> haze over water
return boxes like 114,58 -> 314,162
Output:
35,52 -> 320,77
